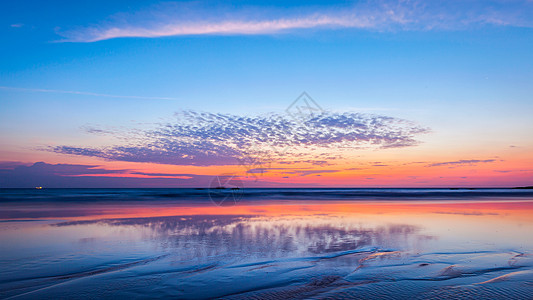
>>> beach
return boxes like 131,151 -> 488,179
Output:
1,189 -> 532,299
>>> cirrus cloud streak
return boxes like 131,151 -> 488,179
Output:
57,0 -> 533,42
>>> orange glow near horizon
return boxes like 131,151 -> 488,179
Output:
2,143 -> 532,187
3,199 -> 533,223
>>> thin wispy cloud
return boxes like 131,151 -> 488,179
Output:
427,159 -> 497,167
0,86 -> 178,101
286,170 -> 340,177
0,162 -> 210,188
0,162 -> 127,177
0,162 -> 308,187
245,167 -> 339,177
57,0 -> 533,42
52,110 -> 429,166
131,172 -> 193,178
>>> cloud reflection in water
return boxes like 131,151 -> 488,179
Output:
54,214 -> 432,261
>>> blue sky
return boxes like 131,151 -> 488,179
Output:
1,0 -> 532,187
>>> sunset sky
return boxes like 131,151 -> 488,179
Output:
1,0 -> 532,188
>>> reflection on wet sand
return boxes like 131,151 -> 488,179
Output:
54,215 -> 429,260
1,200 -> 533,299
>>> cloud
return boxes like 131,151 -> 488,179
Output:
0,86 -> 178,100
426,159 -> 497,167
51,110 -> 429,166
131,172 -> 194,178
494,169 -> 533,173
0,161 -> 204,188
286,170 -> 340,177
245,167 -> 339,177
4,161 -> 128,176
278,160 -> 332,166
0,162 -> 312,188
433,211 -> 498,216
57,0 -> 533,42
246,168 -> 269,174
0,161 -> 28,169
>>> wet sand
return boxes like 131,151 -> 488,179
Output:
1,195 -> 532,299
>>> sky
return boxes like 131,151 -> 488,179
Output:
0,0 -> 532,188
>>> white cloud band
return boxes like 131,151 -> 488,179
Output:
57,1 -> 533,42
